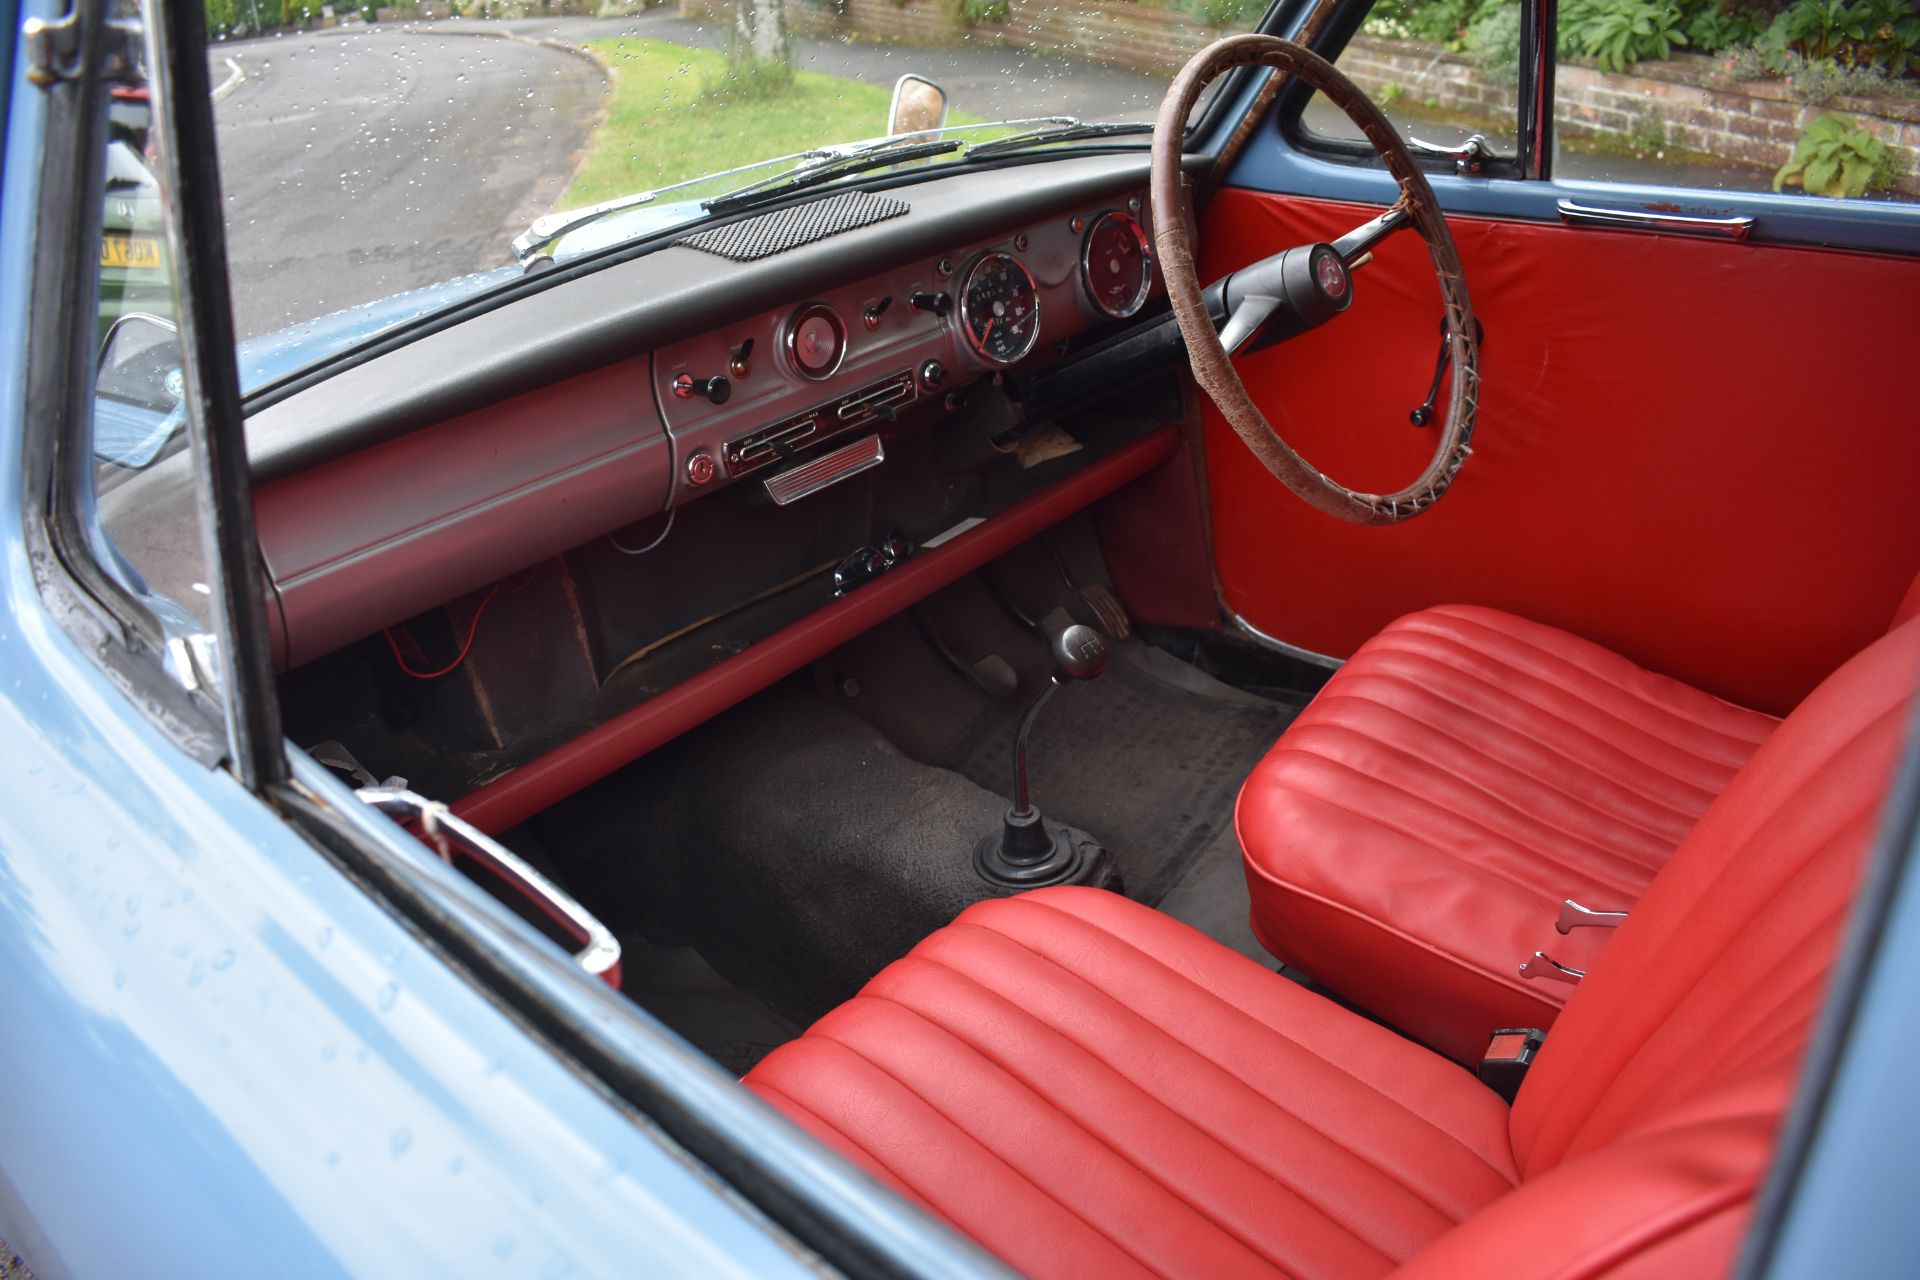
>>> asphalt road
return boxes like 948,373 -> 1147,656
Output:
211,28 -> 604,340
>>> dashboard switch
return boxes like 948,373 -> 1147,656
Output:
919,359 -> 946,390
686,450 -> 717,486
673,372 -> 732,404
909,290 -> 952,318
863,297 -> 892,330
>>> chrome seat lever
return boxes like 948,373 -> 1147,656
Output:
1556,898 -> 1629,934
1520,952 -> 1586,985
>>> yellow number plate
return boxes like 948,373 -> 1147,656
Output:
100,234 -> 164,270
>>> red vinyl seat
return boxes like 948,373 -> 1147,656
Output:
1237,604 -> 1781,1062
744,615 -> 1919,1279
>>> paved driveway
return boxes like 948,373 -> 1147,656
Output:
211,28 -> 603,340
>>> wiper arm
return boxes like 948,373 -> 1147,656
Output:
703,138 -> 964,216
510,116 -> 1141,261
510,151 -> 815,261
708,121 -> 1156,214
691,116 -> 1087,217
965,120 -> 1155,160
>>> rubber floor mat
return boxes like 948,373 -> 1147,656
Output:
937,647 -> 1298,905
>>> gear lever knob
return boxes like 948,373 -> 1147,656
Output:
973,621 -> 1114,888
1052,623 -> 1110,682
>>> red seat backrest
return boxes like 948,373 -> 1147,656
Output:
1399,617 -> 1920,1277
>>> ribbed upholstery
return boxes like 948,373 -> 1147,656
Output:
748,888 -> 1518,1280
1404,614 -> 1920,1277
1511,619 -> 1918,1175
745,619 -> 1919,1280
1237,605 -> 1780,1061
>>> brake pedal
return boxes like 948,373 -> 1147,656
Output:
1079,582 -> 1132,642
971,654 -> 1020,699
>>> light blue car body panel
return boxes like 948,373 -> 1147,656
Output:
0,4 -> 818,1276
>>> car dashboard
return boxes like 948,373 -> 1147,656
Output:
112,153 -> 1193,815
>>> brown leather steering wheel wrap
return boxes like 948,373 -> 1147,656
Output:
1152,34 -> 1480,524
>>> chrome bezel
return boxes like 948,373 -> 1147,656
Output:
1081,210 -> 1154,320
785,302 -> 848,382
958,251 -> 1042,366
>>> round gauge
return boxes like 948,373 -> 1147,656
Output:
787,303 -> 847,380
1081,211 -> 1153,320
959,252 -> 1042,366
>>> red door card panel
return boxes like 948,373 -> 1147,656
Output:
1197,187 -> 1920,714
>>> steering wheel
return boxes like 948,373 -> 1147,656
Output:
1151,35 -> 1479,524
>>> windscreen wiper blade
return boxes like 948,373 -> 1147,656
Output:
701,117 -> 1081,217
510,153 -> 808,261
702,138 -> 964,216
509,116 -> 1126,261
964,121 -> 1155,160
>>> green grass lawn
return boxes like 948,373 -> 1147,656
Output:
563,38 -> 989,210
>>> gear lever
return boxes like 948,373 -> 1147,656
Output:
973,624 -> 1112,888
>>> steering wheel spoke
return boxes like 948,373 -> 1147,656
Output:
1217,292 -> 1281,356
1332,200 -> 1413,268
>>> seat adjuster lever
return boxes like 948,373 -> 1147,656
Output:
1520,951 -> 1585,984
1556,898 -> 1628,934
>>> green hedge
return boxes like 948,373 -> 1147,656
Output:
204,0 -> 339,35
1367,1 -> 1916,80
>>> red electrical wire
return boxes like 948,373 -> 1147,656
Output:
383,568 -> 537,680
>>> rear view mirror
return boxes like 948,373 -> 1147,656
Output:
888,75 -> 949,138
94,312 -> 185,470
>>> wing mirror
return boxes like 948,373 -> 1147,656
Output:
888,74 -> 949,137
94,312 -> 187,469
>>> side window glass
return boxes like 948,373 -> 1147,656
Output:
1306,2 -> 1918,207
1306,0 -> 1524,160
87,5 -> 212,638
1553,0 -> 1917,203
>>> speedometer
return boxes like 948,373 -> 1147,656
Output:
959,252 -> 1041,365
1081,211 -> 1152,319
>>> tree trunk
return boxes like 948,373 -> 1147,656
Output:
731,0 -> 789,75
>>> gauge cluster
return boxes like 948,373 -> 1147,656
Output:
1082,211 -> 1154,320
651,192 -> 1160,506
959,252 -> 1043,365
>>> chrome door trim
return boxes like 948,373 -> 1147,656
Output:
1557,199 -> 1756,240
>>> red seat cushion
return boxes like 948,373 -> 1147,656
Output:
746,887 -> 1519,1279
1237,605 -> 1778,1061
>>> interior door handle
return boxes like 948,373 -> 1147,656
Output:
357,786 -> 623,988
1556,199 -> 1755,241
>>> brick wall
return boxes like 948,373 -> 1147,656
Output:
685,0 -> 1221,75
